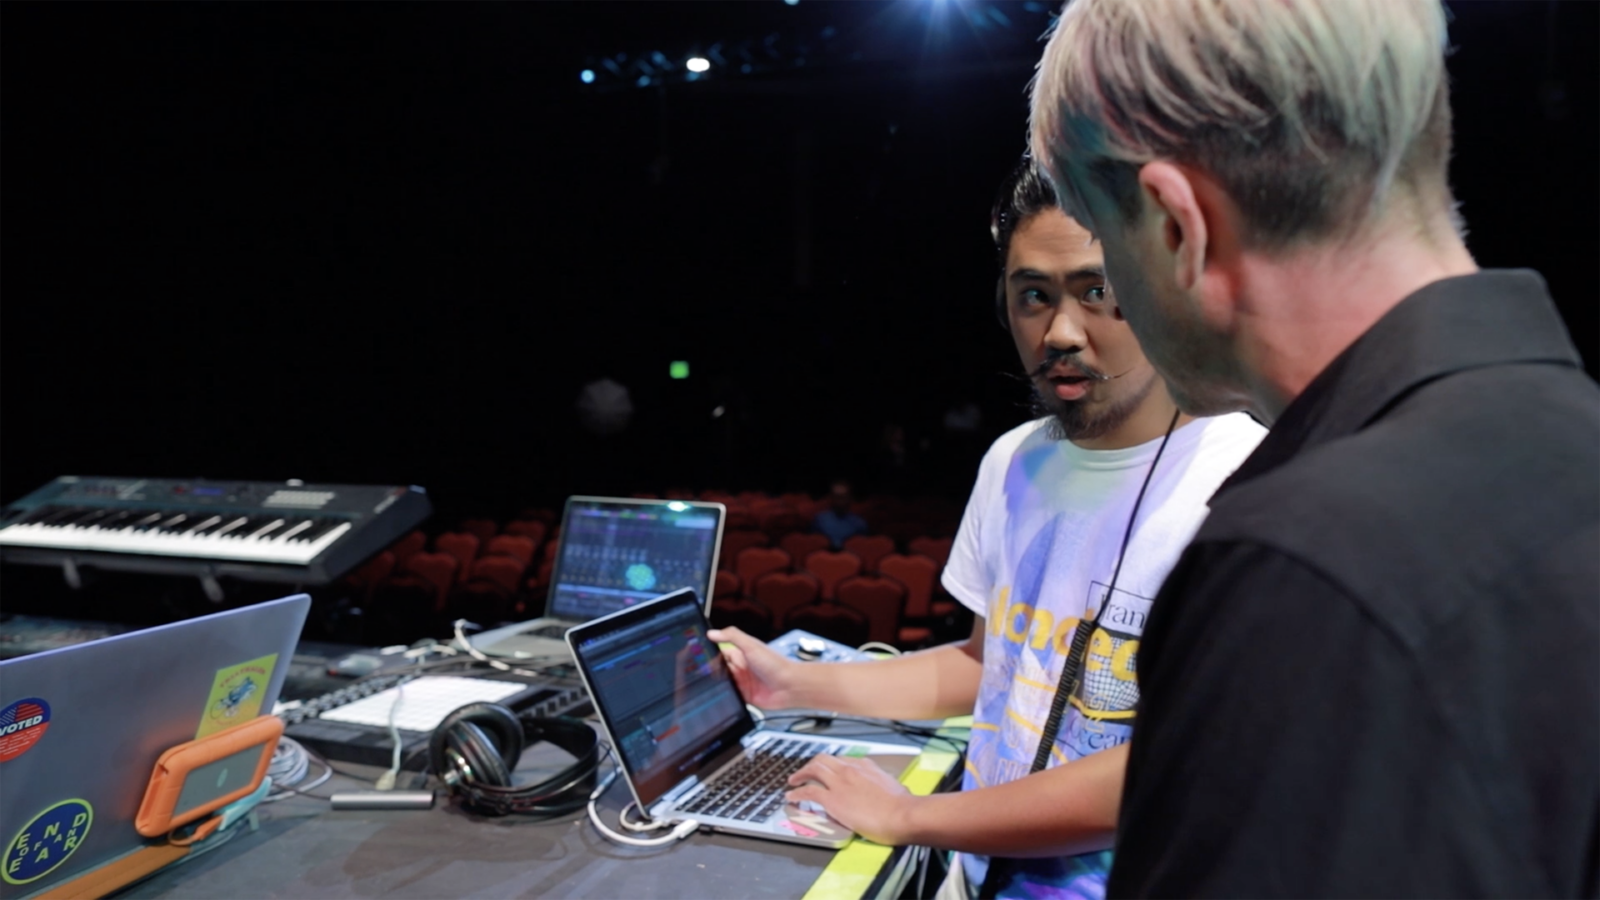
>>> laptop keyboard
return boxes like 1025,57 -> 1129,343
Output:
677,739 -> 831,822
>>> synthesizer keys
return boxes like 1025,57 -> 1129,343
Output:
0,477 -> 431,587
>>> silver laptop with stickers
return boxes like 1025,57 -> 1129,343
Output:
0,593 -> 309,897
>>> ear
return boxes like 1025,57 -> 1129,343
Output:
1136,162 -> 1244,331
1136,162 -> 1209,293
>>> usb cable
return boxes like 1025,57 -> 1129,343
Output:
585,767 -> 699,847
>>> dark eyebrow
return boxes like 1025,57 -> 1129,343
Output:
1008,265 -> 1105,284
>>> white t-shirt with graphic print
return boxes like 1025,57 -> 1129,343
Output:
942,412 -> 1265,899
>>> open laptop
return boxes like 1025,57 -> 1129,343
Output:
0,593 -> 309,898
567,588 -> 918,849
469,496 -> 725,662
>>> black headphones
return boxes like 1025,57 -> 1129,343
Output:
429,702 -> 601,817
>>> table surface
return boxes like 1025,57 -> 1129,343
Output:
123,721 -> 931,900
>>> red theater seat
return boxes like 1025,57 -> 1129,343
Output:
434,532 -> 481,583
931,591 -> 961,619
778,533 -> 830,568
389,530 -> 427,567
719,530 -> 770,571
502,520 -> 548,547
401,551 -> 459,611
459,518 -> 498,545
470,555 -> 526,595
753,572 -> 820,626
879,554 -> 939,646
736,547 -> 791,592
759,508 -> 807,539
804,550 -> 862,601
843,534 -> 896,575
713,570 -> 740,601
879,554 -> 937,619
484,534 -> 536,567
836,577 -> 906,647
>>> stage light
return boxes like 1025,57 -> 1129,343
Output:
670,361 -> 690,379
712,406 -> 726,418
686,56 -> 711,73
579,69 -> 596,84
784,0 -> 800,5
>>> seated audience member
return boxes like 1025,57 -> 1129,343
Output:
712,160 -> 1264,900
812,480 -> 868,549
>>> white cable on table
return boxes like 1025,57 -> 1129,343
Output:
374,680 -> 406,791
451,618 -> 571,677
263,736 -> 332,802
586,767 -> 698,847
856,641 -> 902,657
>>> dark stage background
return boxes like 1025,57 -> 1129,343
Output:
5,1 -> 1597,528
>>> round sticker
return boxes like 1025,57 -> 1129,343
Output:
4,799 -> 93,885
0,698 -> 50,763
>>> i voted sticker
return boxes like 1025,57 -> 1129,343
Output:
0,698 -> 50,763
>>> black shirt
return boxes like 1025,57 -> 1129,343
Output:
1108,271 -> 1599,898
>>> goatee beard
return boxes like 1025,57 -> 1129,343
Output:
1030,374 -> 1156,443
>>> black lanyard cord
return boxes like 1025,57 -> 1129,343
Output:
1026,406 -> 1182,774
972,406 -> 1190,896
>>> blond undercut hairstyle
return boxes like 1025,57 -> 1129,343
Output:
1029,0 -> 1458,250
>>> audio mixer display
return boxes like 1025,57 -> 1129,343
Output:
548,500 -> 723,621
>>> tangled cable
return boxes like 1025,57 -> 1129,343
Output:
262,736 -> 332,802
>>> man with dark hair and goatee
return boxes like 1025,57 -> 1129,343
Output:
712,159 -> 1263,899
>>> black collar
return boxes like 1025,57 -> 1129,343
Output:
1215,269 -> 1585,496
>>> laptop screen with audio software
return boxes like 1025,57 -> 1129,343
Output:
546,497 -> 725,622
568,589 -> 754,806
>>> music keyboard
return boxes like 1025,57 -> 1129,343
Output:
0,477 -> 431,585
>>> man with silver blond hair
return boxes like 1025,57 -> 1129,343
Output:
1029,0 -> 1597,897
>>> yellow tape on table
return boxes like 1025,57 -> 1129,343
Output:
801,716 -> 970,900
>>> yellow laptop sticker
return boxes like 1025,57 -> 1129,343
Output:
196,653 -> 277,739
